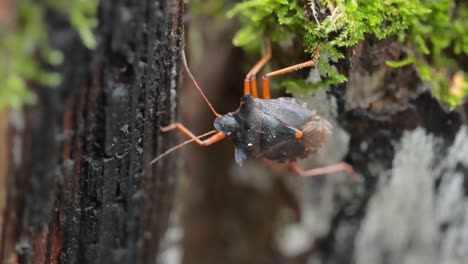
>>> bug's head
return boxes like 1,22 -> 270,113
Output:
214,113 -> 239,137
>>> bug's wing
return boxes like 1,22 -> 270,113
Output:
300,118 -> 332,152
256,97 -> 332,152
255,97 -> 313,128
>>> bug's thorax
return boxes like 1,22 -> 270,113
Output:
213,94 -> 255,138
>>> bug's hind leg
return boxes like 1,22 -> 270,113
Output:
261,46 -> 320,99
244,39 -> 272,97
289,161 -> 357,181
161,123 -> 226,146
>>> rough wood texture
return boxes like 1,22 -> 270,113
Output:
0,1 -> 183,263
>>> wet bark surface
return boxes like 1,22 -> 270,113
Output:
0,1 -> 183,263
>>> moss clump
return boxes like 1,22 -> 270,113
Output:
0,0 -> 98,110
228,0 -> 468,107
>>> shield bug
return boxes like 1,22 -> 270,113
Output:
151,40 -> 355,178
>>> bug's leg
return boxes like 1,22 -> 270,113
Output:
261,46 -> 320,99
161,123 -> 226,146
289,161 -> 357,181
244,39 -> 272,97
149,129 -> 218,165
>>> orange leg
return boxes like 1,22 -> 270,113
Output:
161,123 -> 226,146
244,39 -> 272,97
289,161 -> 357,181
149,129 -> 218,165
261,46 -> 321,99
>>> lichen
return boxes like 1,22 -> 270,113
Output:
0,0 -> 98,110
228,0 -> 468,107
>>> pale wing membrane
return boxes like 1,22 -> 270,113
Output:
301,117 -> 332,152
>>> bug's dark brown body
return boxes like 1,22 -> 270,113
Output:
214,94 -> 332,166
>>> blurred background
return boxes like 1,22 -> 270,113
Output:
1,1 -> 468,264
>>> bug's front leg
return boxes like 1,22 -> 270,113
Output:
288,161 -> 357,181
261,45 -> 321,99
244,39 -> 272,98
161,123 -> 226,146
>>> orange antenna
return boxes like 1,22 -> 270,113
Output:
181,49 -> 221,117
149,129 -> 218,165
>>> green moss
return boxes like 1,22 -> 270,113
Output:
0,0 -> 98,110
228,0 -> 468,107
386,58 -> 416,68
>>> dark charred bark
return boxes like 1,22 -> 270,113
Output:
0,1 -> 183,263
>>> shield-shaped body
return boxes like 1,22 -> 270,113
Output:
214,94 -> 332,166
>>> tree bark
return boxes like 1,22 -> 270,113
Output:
0,1 -> 183,263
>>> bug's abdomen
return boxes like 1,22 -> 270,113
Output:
257,113 -> 311,162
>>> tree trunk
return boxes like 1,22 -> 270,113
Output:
0,1 -> 183,263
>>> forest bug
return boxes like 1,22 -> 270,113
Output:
151,40 -> 355,178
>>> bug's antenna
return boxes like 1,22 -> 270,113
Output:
149,129 -> 218,165
181,49 -> 221,117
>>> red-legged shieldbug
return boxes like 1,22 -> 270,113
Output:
151,40 -> 355,178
